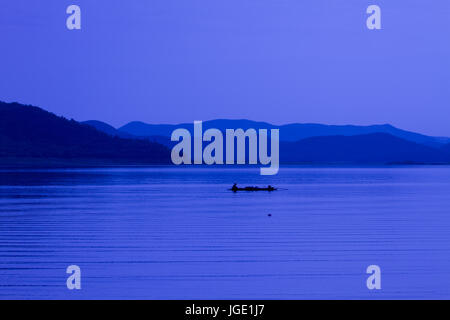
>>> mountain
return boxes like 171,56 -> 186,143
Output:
119,119 -> 450,164
119,119 -> 272,138
82,120 -> 134,139
1,101 -> 449,166
280,123 -> 446,148
0,102 -> 170,164
83,121 -> 175,147
442,143 -> 450,154
280,133 -> 449,164
119,119 -> 447,148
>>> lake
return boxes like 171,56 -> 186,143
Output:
0,166 -> 449,299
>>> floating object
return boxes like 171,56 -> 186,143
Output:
268,214 -> 272,217
230,184 -> 277,192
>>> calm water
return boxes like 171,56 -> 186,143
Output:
0,166 -> 449,299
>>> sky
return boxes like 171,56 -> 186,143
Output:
1,0 -> 449,136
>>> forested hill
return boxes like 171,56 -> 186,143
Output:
0,102 -> 170,164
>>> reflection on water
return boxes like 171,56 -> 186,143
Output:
0,166 -> 450,299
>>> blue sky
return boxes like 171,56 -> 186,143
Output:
1,0 -> 449,136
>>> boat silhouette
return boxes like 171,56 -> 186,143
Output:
230,183 -> 277,192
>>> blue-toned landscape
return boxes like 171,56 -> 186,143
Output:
1,1 -> 450,300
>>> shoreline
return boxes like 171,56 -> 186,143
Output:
1,157 -> 450,170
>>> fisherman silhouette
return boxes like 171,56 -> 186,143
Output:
230,183 -> 276,192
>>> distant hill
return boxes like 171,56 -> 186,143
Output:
119,119 -> 447,148
0,102 -> 170,165
124,131 -> 450,164
280,133 -> 449,164
1,101 -> 449,166
162,131 -> 449,164
441,143 -> 450,154
82,120 -> 134,139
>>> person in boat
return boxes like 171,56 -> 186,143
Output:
231,183 -> 276,191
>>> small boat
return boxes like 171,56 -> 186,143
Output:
230,184 -> 277,192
